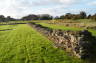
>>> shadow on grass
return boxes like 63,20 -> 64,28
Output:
0,29 -> 15,31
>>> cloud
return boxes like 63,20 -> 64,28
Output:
88,1 -> 96,6
0,0 -> 78,18
30,0 -> 79,6
59,0 -> 78,4
0,0 -> 95,18
0,0 -> 33,18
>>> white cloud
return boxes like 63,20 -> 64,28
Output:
88,1 -> 96,6
0,0 -> 33,18
31,0 -> 78,6
0,0 -> 91,18
59,0 -> 77,4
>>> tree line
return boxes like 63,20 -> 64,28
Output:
0,15 -> 16,22
57,11 -> 96,20
0,11 -> 96,22
21,14 -> 53,21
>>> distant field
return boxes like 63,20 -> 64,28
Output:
0,24 -> 84,63
0,19 -> 96,36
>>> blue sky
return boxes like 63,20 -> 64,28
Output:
0,0 -> 96,18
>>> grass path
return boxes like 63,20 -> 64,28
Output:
0,24 -> 84,63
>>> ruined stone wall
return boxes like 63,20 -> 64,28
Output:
28,22 -> 96,59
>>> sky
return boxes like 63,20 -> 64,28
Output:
0,0 -> 96,18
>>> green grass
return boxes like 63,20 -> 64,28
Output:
0,24 -> 84,63
75,19 -> 96,27
37,23 -> 83,31
0,20 -> 50,25
89,29 -> 96,36
0,25 -> 17,30
37,23 -> 96,36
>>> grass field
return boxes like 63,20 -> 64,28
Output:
37,22 -> 96,36
0,24 -> 84,63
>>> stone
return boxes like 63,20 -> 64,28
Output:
28,22 -> 96,60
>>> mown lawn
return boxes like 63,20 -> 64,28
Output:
37,23 -> 83,31
0,25 -> 17,30
0,24 -> 84,63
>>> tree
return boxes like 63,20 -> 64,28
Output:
87,14 -> 91,19
60,15 -> 65,19
39,14 -> 53,20
55,16 -> 60,19
79,11 -> 87,19
64,13 -> 72,19
91,14 -> 96,20
21,14 -> 39,21
6,16 -> 16,21
0,15 -> 6,22
59,13 -> 80,20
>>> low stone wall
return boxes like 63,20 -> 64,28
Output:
28,22 -> 96,59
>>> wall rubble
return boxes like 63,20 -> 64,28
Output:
28,22 -> 96,59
